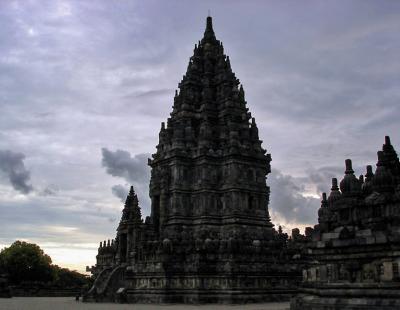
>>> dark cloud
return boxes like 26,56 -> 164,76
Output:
111,184 -> 128,202
133,88 -> 173,99
40,184 -> 59,196
101,148 -> 150,184
269,169 -> 320,225
0,150 -> 33,194
101,148 -> 151,213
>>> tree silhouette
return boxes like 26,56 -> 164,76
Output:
0,241 -> 54,284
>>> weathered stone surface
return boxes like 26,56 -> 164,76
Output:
291,136 -> 400,310
83,16 -> 303,304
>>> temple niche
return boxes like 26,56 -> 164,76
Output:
291,136 -> 400,310
84,16 -> 303,304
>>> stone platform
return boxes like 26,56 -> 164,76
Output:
0,297 -> 290,310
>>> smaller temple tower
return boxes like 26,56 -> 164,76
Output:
115,186 -> 145,265
87,186 -> 147,277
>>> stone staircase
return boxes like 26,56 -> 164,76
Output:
83,266 -> 125,302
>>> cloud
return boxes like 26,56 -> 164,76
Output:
305,165 -> 344,195
101,148 -> 151,213
38,184 -> 60,196
111,184 -> 128,202
101,148 -> 150,183
0,150 -> 33,194
268,168 -> 320,225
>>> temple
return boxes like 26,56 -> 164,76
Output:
291,136 -> 400,310
84,16 -> 400,308
84,16 -> 302,303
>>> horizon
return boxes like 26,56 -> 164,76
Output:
0,0 -> 399,273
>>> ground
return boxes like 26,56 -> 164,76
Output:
0,297 -> 290,310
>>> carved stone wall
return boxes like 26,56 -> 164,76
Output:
291,136 -> 400,310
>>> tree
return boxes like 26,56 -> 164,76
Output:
0,241 -> 54,284
52,265 -> 88,288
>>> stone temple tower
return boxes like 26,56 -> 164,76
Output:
84,17 -> 302,304
149,15 -> 273,249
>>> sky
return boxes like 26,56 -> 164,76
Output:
0,0 -> 399,273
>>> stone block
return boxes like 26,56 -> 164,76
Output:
356,229 -> 372,237
322,232 -> 340,241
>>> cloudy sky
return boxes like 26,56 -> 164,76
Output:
0,0 -> 399,272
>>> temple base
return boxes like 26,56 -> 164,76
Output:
83,266 -> 300,304
291,284 -> 400,310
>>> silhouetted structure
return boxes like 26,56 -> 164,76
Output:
84,16 -> 302,303
291,136 -> 400,310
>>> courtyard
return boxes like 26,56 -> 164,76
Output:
0,297 -> 290,310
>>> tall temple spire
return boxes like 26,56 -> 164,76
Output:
152,15 -> 268,164
86,16 -> 303,305
149,14 -> 272,237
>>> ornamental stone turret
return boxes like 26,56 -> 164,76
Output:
373,151 -> 394,193
382,136 -> 400,181
362,165 -> 375,194
328,177 -> 341,204
339,159 -> 362,196
318,192 -> 331,232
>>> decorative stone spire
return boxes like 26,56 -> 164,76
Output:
339,159 -> 362,196
345,159 -> 354,174
321,192 -> 328,207
318,193 -> 330,228
152,16 -> 269,162
373,151 -> 394,193
202,16 -> 217,44
383,136 -> 394,153
362,165 -> 374,194
381,136 -> 400,185
328,178 -> 341,204
121,186 -> 143,223
318,193 -> 328,218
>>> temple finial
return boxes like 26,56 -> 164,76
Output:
206,16 -> 213,32
331,178 -> 338,190
345,159 -> 354,174
202,15 -> 216,43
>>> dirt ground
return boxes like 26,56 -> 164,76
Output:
0,297 -> 290,310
